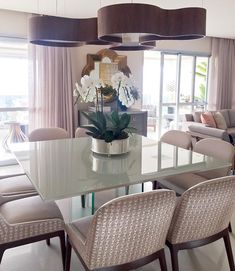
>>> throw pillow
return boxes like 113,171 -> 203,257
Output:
200,111 -> 216,128
214,111 -> 227,129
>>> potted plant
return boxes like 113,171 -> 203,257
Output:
74,71 -> 138,155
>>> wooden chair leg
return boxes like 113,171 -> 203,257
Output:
159,250 -> 168,271
59,231 -> 66,270
229,222 -> 233,233
81,195 -> 86,208
0,247 -> 5,264
141,183 -> 144,192
223,231 -> 235,271
169,245 -> 179,271
152,180 -> 159,190
46,239 -> 50,246
65,237 -> 72,271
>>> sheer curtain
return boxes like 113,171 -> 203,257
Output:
208,37 -> 235,110
28,45 -> 75,137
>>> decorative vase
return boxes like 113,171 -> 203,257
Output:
91,137 -> 129,155
2,122 -> 28,152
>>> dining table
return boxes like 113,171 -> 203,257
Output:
11,135 -> 230,204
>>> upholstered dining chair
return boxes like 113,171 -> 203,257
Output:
75,127 -> 88,138
0,127 -> 69,204
0,195 -> 65,267
157,138 -> 234,195
65,190 -> 176,271
152,130 -> 192,190
160,130 -> 192,150
28,127 -> 69,142
167,176 -> 235,271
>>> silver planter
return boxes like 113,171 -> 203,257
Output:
91,137 -> 129,155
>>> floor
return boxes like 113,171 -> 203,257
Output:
0,229 -> 234,271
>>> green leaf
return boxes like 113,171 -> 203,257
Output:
81,112 -> 103,131
111,111 -> 120,126
104,130 -> 114,143
119,113 -> 131,129
80,125 -> 100,137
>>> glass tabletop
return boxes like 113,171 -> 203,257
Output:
11,135 -> 230,201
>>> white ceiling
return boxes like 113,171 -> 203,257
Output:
0,0 -> 235,39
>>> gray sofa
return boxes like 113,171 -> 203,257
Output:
185,109 -> 235,143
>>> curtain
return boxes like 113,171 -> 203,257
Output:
29,45 -> 75,137
208,37 -> 235,110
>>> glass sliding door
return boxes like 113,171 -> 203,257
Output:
143,51 -> 209,140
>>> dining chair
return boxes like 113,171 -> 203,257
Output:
157,138 -> 234,194
0,195 -> 66,268
167,176 -> 235,271
75,127 -> 88,138
65,189 -> 176,271
153,130 -> 192,190
0,127 -> 69,204
160,130 -> 192,150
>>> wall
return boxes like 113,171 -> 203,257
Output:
0,9 -> 28,39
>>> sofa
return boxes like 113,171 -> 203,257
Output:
185,109 -> 235,143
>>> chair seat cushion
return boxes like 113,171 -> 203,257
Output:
0,175 -> 36,195
158,173 -> 208,195
66,216 -> 93,243
0,195 -> 64,224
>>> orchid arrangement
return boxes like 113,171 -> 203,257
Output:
73,71 -> 138,142
73,71 -> 139,110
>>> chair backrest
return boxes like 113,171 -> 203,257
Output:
75,127 -> 88,138
194,138 -> 234,178
160,130 -> 192,150
167,176 -> 235,244
28,127 -> 69,142
83,190 -> 176,270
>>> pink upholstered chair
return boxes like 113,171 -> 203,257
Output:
160,130 -> 192,150
167,176 -> 235,271
0,127 -> 69,204
28,127 -> 69,142
75,127 -> 88,138
0,195 -> 65,267
153,130 -> 192,191
65,190 -> 176,271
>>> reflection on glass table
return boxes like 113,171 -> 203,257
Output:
11,135 -> 230,203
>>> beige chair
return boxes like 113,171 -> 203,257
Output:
65,190 -> 176,271
0,127 -> 69,204
75,127 -> 88,138
153,130 -> 192,191
160,130 -> 192,150
157,138 -> 234,194
0,195 -> 65,267
167,176 -> 235,271
28,127 -> 69,142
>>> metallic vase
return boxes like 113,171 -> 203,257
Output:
91,137 -> 129,155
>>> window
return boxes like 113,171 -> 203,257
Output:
0,39 -> 28,148
143,51 -> 209,139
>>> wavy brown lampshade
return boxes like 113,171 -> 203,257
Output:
29,16 -> 112,47
110,41 -> 156,51
98,3 -> 206,48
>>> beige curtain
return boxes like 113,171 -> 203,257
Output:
208,37 -> 235,110
29,45 -> 75,137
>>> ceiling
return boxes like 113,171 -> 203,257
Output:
0,0 -> 235,39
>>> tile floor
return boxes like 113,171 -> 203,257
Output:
1,186 -> 235,271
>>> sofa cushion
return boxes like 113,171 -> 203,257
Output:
200,112 -> 216,128
193,111 -> 203,123
214,112 -> 227,130
228,109 -> 235,127
219,109 -> 230,127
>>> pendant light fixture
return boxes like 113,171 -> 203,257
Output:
97,3 -> 206,49
29,16 -> 113,47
